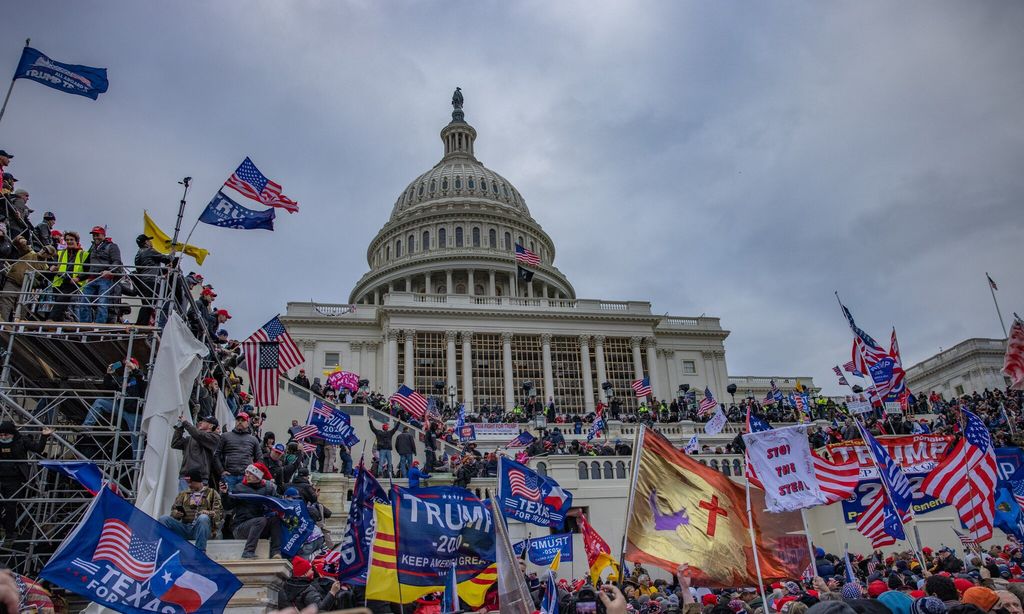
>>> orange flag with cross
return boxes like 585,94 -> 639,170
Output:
625,426 -> 811,587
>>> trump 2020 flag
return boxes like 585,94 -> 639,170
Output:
337,464 -> 390,584
39,487 -> 240,614
497,457 -> 573,528
308,398 -> 360,447
229,493 -> 316,557
512,533 -> 574,566
199,190 -> 276,231
14,46 -> 108,100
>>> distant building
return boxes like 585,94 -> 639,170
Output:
905,338 -> 1009,398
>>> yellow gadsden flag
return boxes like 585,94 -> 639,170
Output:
625,427 -> 810,587
364,503 -> 497,606
143,211 -> 209,265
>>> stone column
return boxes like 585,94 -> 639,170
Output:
510,271 -> 517,297
527,280 -> 534,298
373,288 -> 380,305
488,270 -> 496,296
365,342 -> 379,391
645,338 -> 660,399
405,275 -> 412,292
468,270 -> 475,296
593,335 -> 608,390
502,332 -> 515,410
424,272 -> 432,293
446,331 -> 458,396
386,330 -> 399,393
461,331 -> 474,411
351,341 -> 363,375
579,335 -> 596,412
541,333 -> 554,405
446,269 -> 453,295
630,336 -> 645,381
403,329 -> 415,388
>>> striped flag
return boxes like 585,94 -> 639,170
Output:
697,387 -> 717,417
856,490 -> 908,549
388,385 -> 428,420
441,565 -> 461,614
954,528 -> 981,554
921,409 -> 998,541
514,243 -> 540,266
506,431 -> 536,449
811,451 -> 861,504
857,423 -> 915,515
833,365 -> 850,387
293,425 -> 319,440
631,378 -> 651,398
843,360 -> 864,377
224,157 -> 299,213
94,519 -> 161,581
242,316 -> 304,407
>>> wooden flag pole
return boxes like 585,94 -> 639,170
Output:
618,423 -> 645,582
744,454 -> 770,609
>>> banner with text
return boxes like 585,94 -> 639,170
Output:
513,533 -> 574,566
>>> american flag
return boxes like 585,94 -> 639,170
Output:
698,387 -> 717,417
388,385 -> 427,420
93,519 -> 161,581
921,409 -> 997,541
506,431 -> 536,448
1004,318 -> 1024,390
954,528 -> 981,554
311,399 -> 335,419
301,441 -> 318,453
508,468 -> 542,501
631,378 -> 651,398
514,243 -> 540,266
811,451 -> 861,504
224,157 -> 299,213
322,549 -> 342,565
293,425 -> 319,440
1009,479 -> 1024,510
857,424 -> 914,515
242,316 -> 304,407
843,360 -> 864,377
839,298 -> 890,377
856,490 -> 908,549
833,365 -> 850,387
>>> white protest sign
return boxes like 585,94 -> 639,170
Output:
742,424 -> 827,512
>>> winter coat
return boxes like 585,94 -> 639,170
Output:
216,427 -> 262,475
224,479 -> 276,524
170,486 -> 223,526
133,247 -> 171,294
369,422 -> 397,450
0,423 -> 49,481
277,577 -> 339,611
102,369 -> 147,414
171,422 -> 221,480
395,432 -> 417,456
83,238 -> 122,274
408,466 -> 430,488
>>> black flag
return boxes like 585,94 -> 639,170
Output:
517,266 -> 534,282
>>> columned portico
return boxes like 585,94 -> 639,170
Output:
594,335 -> 607,389
645,338 -> 659,399
630,336 -> 644,381
502,332 -> 514,409
461,331 -> 474,411
541,333 -> 554,404
579,335 -> 595,412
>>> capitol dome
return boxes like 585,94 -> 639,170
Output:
350,90 -> 575,304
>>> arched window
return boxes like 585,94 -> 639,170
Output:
455,227 -> 464,247
395,240 -> 402,258
492,181 -> 499,193
408,234 -> 415,253
603,461 -> 614,479
710,459 -> 719,472
733,459 -> 743,475
578,462 -> 588,480
468,177 -> 475,190
429,179 -> 436,193
481,180 -> 488,193
504,232 -> 512,250
438,228 -> 447,247
489,229 -> 497,248
518,236 -> 524,247
455,283 -> 466,294
590,462 -> 601,480
418,183 -> 424,197
537,462 -> 548,477
529,240 -> 535,253
422,230 -> 430,251
502,184 -> 509,197
472,227 -> 480,247
616,461 -> 627,479
385,246 -> 390,261
408,187 -> 414,202
442,178 -> 448,190
454,176 -> 462,189
474,284 -> 485,295
722,463 -> 732,476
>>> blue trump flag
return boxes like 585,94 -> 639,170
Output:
14,47 -> 108,100
497,457 -> 573,528
391,485 -> 495,591
337,464 -> 389,584
512,533 -> 573,566
457,424 -> 477,441
308,398 -> 360,447
229,493 -> 316,557
994,481 -> 1024,542
39,459 -> 106,495
199,190 -> 275,231
39,487 -> 240,614
856,423 -> 915,515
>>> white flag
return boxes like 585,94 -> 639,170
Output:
136,311 -> 210,518
742,424 -> 827,512
704,407 -> 728,435
684,434 -> 700,453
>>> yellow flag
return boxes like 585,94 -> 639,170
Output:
143,211 -> 209,265
365,503 -> 496,606
794,380 -> 805,393
550,550 -> 561,573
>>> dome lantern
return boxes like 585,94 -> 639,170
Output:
441,86 -> 476,161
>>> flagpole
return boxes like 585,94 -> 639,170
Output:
0,39 -> 28,129
799,508 -> 817,579
618,423 -> 645,582
987,273 -> 1008,338
744,454 -> 770,608
169,176 -> 192,261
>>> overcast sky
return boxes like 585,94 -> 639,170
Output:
3,2 -> 1022,395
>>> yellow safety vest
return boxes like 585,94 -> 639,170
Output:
53,248 -> 87,288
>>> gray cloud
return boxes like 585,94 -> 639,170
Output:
2,1 -> 1022,394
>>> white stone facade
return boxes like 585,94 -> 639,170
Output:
905,337 -> 1010,398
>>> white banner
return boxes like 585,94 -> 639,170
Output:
704,408 -> 728,435
884,402 -> 903,415
742,424 -> 827,512
847,400 -> 872,414
471,423 -> 523,439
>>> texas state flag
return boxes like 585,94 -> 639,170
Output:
150,552 -> 218,613
543,484 -> 570,509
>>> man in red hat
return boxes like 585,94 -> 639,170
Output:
77,225 -> 121,323
215,412 -> 262,491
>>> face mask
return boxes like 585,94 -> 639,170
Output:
0,435 -> 13,444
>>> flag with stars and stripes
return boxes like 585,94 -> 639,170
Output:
514,243 -> 540,266
697,387 -> 717,417
388,385 -> 428,420
856,422 -> 915,515
843,360 -> 864,377
225,157 -> 299,213
631,377 -> 652,398
242,315 -> 305,407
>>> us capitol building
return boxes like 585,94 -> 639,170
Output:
281,90 -> 811,413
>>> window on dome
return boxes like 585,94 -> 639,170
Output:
442,178 -> 448,190
492,181 -> 498,193
504,232 -> 511,250
489,229 -> 496,248
395,240 -> 402,258
472,227 -> 480,247
385,246 -> 390,261
455,227 -> 464,247
429,180 -> 436,193
468,177 -> 475,189
408,234 -> 415,253
422,230 -> 430,251
529,241 -> 535,253
439,228 -> 446,247
518,235 -> 524,247
408,187 -> 414,202
454,177 -> 462,189
502,184 -> 509,197
474,284 -> 485,295
481,180 -> 488,192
